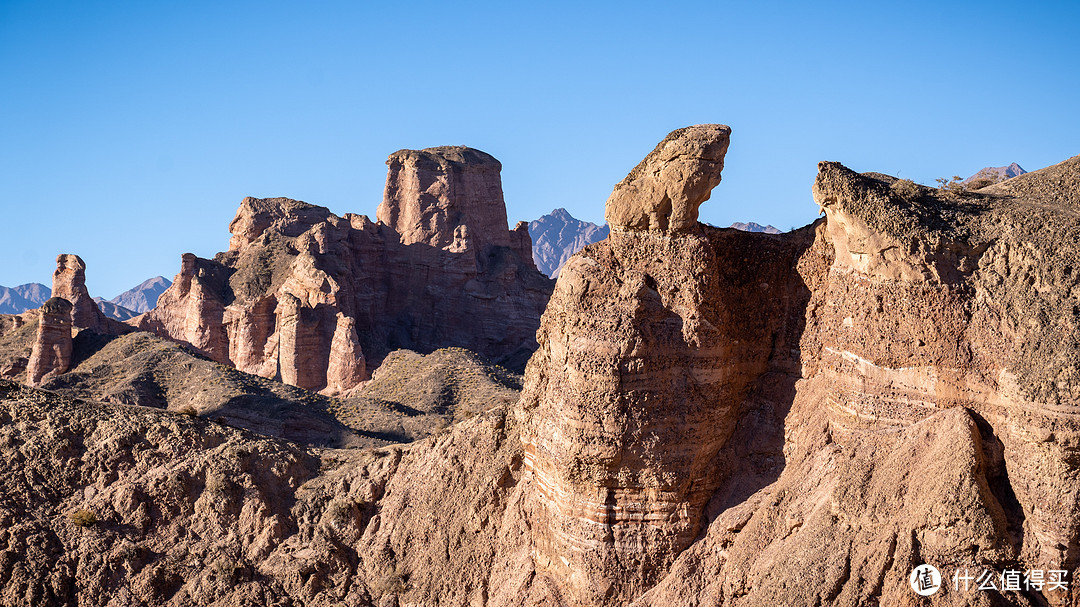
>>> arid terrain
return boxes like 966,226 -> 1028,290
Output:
0,125 -> 1077,607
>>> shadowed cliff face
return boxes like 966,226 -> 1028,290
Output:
134,146 -> 553,395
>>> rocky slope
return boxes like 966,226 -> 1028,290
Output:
134,146 -> 553,395
528,208 -> 609,278
0,127 -> 1077,607
94,297 -> 139,321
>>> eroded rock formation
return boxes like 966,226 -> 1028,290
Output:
379,146 -> 512,250
52,254 -> 108,332
517,128 -> 1080,605
135,146 -> 552,394
605,124 -> 731,232
25,297 -> 73,385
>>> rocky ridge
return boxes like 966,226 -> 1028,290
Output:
965,161 -> 1027,185
110,276 -> 171,313
729,221 -> 782,233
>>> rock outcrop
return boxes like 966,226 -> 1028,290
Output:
51,254 -> 108,332
528,208 -> 610,278
518,129 -> 1080,605
605,124 -> 731,232
135,146 -> 552,394
25,297 -> 73,385
378,146 -> 512,250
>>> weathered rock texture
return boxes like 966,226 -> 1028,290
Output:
135,147 -> 552,394
529,208 -> 610,278
52,254 -> 108,332
25,297 -> 73,385
605,124 -> 731,232
378,146 -> 513,251
517,131 -> 1080,605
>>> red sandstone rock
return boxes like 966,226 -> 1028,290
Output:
26,297 -> 73,385
135,146 -> 552,394
605,124 -> 731,232
51,254 -> 107,331
378,146 -> 511,250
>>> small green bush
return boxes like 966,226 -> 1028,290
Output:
68,509 -> 98,527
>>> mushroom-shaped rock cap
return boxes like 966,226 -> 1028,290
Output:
40,297 -> 74,316
57,254 -> 86,272
605,124 -> 731,233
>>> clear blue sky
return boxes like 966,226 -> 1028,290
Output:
2,0 -> 1078,298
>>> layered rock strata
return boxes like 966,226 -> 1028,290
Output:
135,146 -> 552,394
25,297 -> 73,385
519,129 -> 1080,605
51,254 -> 108,332
379,146 -> 513,250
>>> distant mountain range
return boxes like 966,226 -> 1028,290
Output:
529,208 -> 610,278
963,162 -> 1027,185
110,276 -> 171,313
0,283 -> 50,314
528,209 -> 787,278
0,276 -> 171,320
730,222 -> 782,234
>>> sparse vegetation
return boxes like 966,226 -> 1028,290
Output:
68,509 -> 98,527
889,178 -> 920,199
936,175 -> 967,199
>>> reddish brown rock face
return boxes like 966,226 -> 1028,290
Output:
51,254 -> 107,332
26,297 -> 73,385
135,146 -> 552,393
378,146 -> 511,250
519,192 -> 816,603
605,124 -> 731,233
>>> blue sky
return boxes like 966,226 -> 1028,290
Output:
2,0 -> 1078,297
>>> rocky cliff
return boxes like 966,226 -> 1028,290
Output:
528,208 -> 609,278
1,127 -> 1077,607
134,146 -> 552,395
